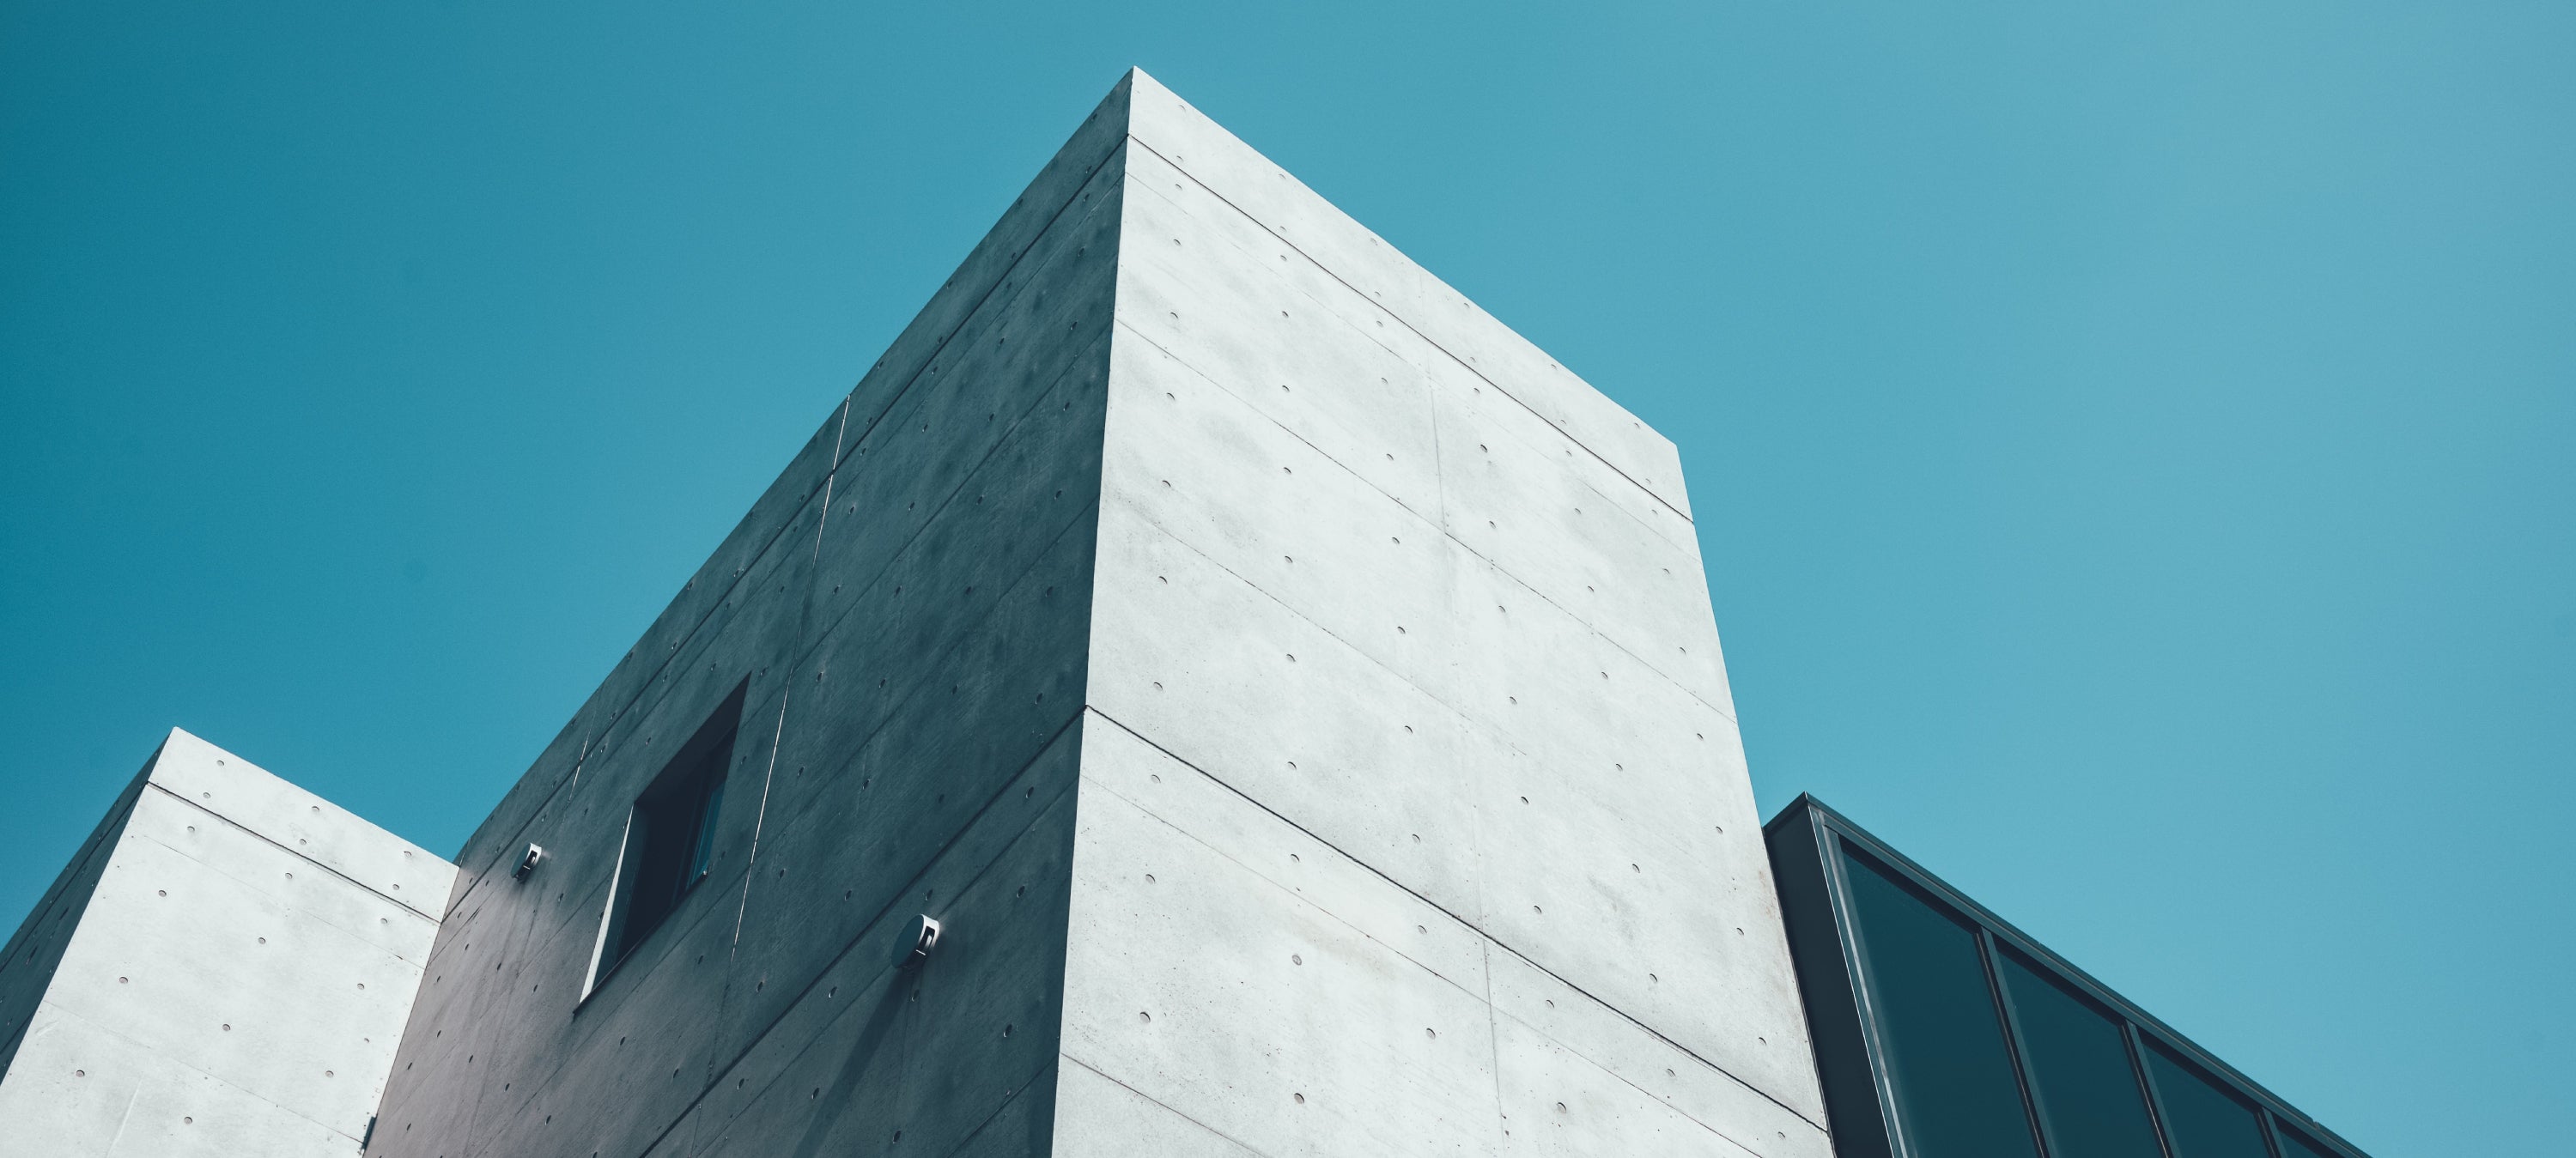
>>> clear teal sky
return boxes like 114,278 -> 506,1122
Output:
3,3 -> 2567,1154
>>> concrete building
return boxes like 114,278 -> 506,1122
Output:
356,68 -> 1827,1158
1,68 -> 2385,1158
0,728 -> 451,1155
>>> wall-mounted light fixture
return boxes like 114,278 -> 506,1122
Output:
896,914 -> 942,969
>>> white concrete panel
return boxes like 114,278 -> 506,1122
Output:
1492,1013 -> 1762,1158
1486,949 -> 1831,1158
50,792 -> 432,1128
1115,171 -> 1443,522
1084,498 -> 1500,929
1117,131 -> 1727,724
1119,70 -> 1692,520
146,730 -> 450,919
0,1006 -> 355,1157
1088,389 -> 1816,1114
1060,722 -> 1501,1158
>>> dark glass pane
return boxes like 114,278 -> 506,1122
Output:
613,728 -> 735,961
1997,950 -> 2165,1158
2144,1041 -> 2272,1158
2275,1121 -> 2343,1158
1839,849 -> 2039,1158
684,758 -> 729,885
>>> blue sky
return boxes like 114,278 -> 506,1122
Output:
3,3 -> 2567,1153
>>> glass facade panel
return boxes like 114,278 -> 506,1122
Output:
1840,849 -> 2039,1158
1997,949 -> 2165,1158
2146,1040 -> 2273,1158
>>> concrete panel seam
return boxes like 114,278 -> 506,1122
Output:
772,493 -> 1103,809
16,998 -> 366,1143
726,690 -> 797,952
1478,938 -> 1510,1151
1080,706 -> 1826,1135
1080,712 -> 1814,1149
1108,500 -> 1734,791
788,330 -> 1113,689
1123,133 -> 1690,527
809,395 -> 854,566
931,1071 -> 1054,1158
1111,318 -> 1734,725
1110,318 -> 1440,526
141,783 -> 442,923
1059,1052 -> 1274,1158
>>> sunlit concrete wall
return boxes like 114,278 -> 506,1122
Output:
1054,72 -> 1831,1157
0,729 -> 451,1156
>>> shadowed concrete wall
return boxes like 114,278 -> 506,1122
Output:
363,76 -> 1130,1158
363,67 -> 1824,1158
0,728 -> 451,1156
1056,73 -> 1828,1158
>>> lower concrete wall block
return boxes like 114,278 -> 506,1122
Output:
2,1009 -> 359,1157
1485,949 -> 1831,1158
1062,725 -> 1504,1158
1492,1015 -> 1763,1158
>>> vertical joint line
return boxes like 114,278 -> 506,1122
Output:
730,690 -> 793,951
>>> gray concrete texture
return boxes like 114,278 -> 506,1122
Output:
362,67 -> 1826,1158
0,728 -> 451,1156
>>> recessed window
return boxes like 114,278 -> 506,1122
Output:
591,682 -> 744,985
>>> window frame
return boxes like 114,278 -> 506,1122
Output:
1766,796 -> 2372,1158
580,681 -> 750,1001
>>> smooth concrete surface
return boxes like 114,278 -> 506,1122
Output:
0,728 -> 451,1157
1056,70 -> 1826,1157
356,66 -> 1824,1158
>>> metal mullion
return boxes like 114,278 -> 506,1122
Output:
1978,927 -> 2057,1158
2127,1022 -> 2182,1158
1819,828 -> 1916,1158
2257,1108 -> 2291,1158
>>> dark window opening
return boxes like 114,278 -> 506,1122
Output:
597,682 -> 745,978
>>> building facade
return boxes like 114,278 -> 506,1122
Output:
3,69 -> 2378,1158
1765,797 -> 2370,1158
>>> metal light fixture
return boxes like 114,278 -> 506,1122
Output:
896,914 -> 942,968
